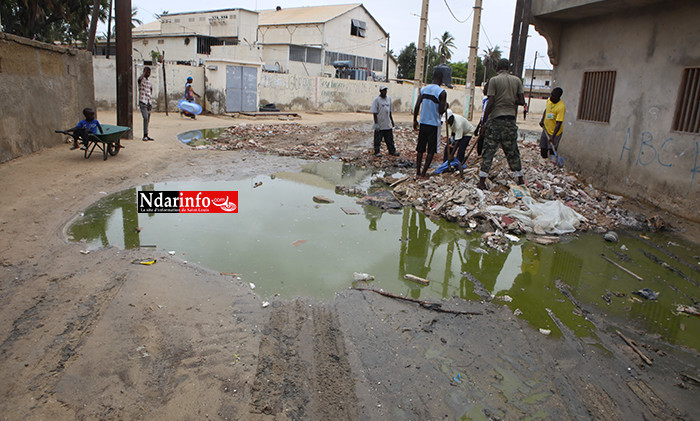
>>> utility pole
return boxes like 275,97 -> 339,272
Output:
116,0 -> 133,135
527,51 -> 537,112
414,0 -> 429,86
386,33 -> 390,81
509,0 -> 531,78
465,0 -> 482,121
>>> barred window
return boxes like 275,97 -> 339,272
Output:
289,45 -> 322,64
577,71 -> 616,123
672,67 -> 700,133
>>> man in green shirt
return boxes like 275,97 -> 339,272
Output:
477,59 -> 526,189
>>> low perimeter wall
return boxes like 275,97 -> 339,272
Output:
0,33 -> 94,163
94,56 -> 205,113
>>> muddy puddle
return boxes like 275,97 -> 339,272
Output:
66,161 -> 699,350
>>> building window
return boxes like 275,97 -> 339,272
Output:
578,70 -> 616,123
289,45 -> 322,64
157,39 -> 164,44
197,36 -> 225,55
325,50 -> 382,72
672,67 -> 700,134
351,19 -> 366,37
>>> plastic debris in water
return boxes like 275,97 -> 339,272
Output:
539,328 -> 551,335
353,272 -> 374,281
261,301 -> 270,308
632,288 -> 658,300
249,283 -> 256,289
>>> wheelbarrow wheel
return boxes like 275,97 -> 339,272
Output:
108,141 -> 120,156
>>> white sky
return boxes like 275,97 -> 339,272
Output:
121,0 -> 552,70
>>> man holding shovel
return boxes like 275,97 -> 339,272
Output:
539,87 -> 566,163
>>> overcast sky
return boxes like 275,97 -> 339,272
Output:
122,0 -> 552,70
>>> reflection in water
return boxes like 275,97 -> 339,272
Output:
177,127 -> 229,144
66,170 -> 699,351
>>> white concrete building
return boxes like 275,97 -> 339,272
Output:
131,8 -> 260,65
257,4 -> 396,80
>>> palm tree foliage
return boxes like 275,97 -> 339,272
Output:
0,0 -> 110,44
435,31 -> 457,61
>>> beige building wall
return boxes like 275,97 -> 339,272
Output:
159,9 -> 258,41
533,0 -> 699,218
324,8 -> 386,62
0,33 -> 94,163
133,36 -> 197,64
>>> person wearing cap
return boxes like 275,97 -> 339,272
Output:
182,76 -> 201,119
442,107 -> 475,164
370,85 -> 398,157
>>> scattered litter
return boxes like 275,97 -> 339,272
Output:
168,251 -> 176,255
621,244 -> 628,250
353,272 -> 374,281
131,258 -> 156,265
514,308 -> 523,316
341,207 -> 360,215
291,239 -> 307,247
603,231 -> 619,243
632,288 -> 658,300
79,250 -> 90,255
99,191 -> 107,195
601,254 -> 644,281
249,283 -> 256,289
404,273 -> 430,285
675,304 -> 700,316
356,189 -> 403,210
261,301 -> 270,308
496,295 -> 513,302
539,328 -> 551,336
526,234 -> 560,245
451,374 -> 463,384
313,195 -> 334,204
253,181 -> 263,188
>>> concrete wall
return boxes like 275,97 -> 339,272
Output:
324,8 -> 387,63
133,36 -> 197,65
0,33 -> 94,163
258,73 -> 474,115
94,57 -> 204,113
534,0 -> 699,218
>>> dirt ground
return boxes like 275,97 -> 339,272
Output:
0,110 -> 698,420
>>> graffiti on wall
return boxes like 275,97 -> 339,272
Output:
619,127 -> 700,186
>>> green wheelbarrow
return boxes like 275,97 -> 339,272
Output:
56,124 -> 131,161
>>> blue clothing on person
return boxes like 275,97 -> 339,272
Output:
76,119 -> 102,134
418,84 -> 445,127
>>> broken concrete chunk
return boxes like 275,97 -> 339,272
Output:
313,195 -> 334,204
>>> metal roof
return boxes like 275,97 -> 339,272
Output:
259,4 -> 362,26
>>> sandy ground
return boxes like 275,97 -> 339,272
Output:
0,110 -> 698,420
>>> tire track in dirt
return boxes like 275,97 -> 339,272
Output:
249,301 -> 359,420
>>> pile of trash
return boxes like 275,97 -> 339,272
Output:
196,124 -> 666,241
389,139 -> 665,239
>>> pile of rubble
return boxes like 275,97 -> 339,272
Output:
195,123 -> 665,242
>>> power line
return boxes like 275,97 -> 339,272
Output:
443,0 -> 473,23
480,24 -> 493,49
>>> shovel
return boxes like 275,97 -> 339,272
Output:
548,136 -> 565,167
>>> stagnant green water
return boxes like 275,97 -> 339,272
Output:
66,161 -> 699,350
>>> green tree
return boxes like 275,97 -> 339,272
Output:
448,57 -> 484,86
397,42 -> 417,80
0,0 -> 109,44
482,46 -> 502,83
435,31 -> 456,62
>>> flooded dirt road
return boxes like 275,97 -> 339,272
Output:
0,111 -> 697,420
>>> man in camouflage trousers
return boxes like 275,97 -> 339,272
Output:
477,59 -> 526,189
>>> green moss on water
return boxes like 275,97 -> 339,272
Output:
65,161 -> 699,350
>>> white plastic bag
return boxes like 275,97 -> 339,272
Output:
486,197 -> 584,235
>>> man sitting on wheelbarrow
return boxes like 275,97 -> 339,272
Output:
65,108 -> 103,150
